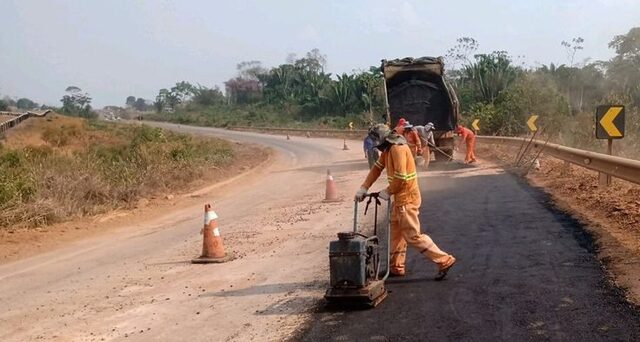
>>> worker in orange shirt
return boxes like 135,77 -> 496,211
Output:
355,124 -> 456,280
401,122 -> 423,159
456,125 -> 477,164
394,118 -> 422,158
394,118 -> 408,135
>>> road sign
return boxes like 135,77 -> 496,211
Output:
471,119 -> 480,131
526,115 -> 539,132
596,105 -> 625,139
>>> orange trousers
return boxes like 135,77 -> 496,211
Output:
390,198 -> 452,275
465,137 -> 477,163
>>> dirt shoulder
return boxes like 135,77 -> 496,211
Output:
476,143 -> 640,305
0,141 -> 272,264
0,128 -> 373,342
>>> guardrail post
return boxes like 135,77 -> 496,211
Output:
561,161 -> 571,175
599,139 -> 613,187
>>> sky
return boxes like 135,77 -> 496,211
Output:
1,0 -> 639,108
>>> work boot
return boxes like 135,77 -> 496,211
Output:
435,255 -> 456,281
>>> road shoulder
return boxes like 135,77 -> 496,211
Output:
0,141 -> 273,265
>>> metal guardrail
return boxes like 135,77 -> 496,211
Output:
477,136 -> 640,185
0,110 -> 52,134
225,127 -> 640,185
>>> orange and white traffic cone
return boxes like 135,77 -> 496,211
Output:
192,204 -> 232,264
323,169 -> 341,202
342,138 -> 349,150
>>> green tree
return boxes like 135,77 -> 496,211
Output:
16,98 -> 38,110
126,96 -> 136,108
445,37 -> 479,71
606,27 -> 640,106
192,86 -> 225,106
133,98 -> 148,111
60,86 -> 94,118
459,51 -> 519,105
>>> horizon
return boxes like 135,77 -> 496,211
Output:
1,0 -> 639,108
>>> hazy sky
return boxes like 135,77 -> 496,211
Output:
1,0 -> 639,108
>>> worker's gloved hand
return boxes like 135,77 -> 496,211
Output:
354,186 -> 367,202
378,189 -> 390,200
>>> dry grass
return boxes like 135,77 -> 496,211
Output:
0,115 -> 233,228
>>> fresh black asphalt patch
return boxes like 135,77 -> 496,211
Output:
299,165 -> 640,341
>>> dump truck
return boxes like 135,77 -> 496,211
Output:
381,56 -> 460,161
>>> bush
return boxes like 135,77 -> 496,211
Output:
0,122 -> 234,228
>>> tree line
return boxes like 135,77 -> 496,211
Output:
140,48 -> 387,128
0,96 -> 41,111
146,26 -> 639,145
4,26 -> 638,152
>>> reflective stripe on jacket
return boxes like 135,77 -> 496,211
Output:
362,144 -> 420,206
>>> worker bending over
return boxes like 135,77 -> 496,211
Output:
395,118 -> 425,165
413,122 -> 436,169
401,122 -> 423,158
456,125 -> 477,164
355,124 -> 456,279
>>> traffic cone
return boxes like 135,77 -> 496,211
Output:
192,204 -> 232,264
323,169 -> 341,202
342,138 -> 349,150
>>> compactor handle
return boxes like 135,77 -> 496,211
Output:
353,192 -> 388,233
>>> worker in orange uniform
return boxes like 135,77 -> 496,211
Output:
401,122 -> 423,159
394,117 -> 407,135
456,125 -> 477,164
355,124 -> 456,280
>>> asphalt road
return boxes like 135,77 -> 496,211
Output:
301,163 -> 640,341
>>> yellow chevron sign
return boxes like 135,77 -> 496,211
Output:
527,115 -> 539,132
471,119 -> 480,131
596,105 -> 625,139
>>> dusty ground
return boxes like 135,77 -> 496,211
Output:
477,143 -> 640,305
4,126 -> 639,341
0,126 -> 373,341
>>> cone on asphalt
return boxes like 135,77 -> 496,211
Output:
323,169 -> 341,202
192,204 -> 233,264
342,138 -> 349,150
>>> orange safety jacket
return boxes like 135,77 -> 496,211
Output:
403,129 -> 422,154
458,126 -> 476,143
362,144 -> 420,206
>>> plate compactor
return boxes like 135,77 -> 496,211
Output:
325,193 -> 391,308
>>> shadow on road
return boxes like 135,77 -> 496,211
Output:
200,280 -> 324,298
275,159 -> 371,174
